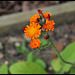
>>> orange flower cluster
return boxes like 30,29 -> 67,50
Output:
24,9 -> 55,49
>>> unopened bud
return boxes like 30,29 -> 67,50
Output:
38,9 -> 42,15
47,14 -> 51,20
42,27 -> 45,31
37,18 -> 40,23
22,27 -> 25,31
44,35 -> 49,39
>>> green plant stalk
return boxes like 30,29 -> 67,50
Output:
49,39 -> 75,66
36,38 -> 75,65
36,42 -> 51,51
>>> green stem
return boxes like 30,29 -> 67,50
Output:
36,42 -> 51,51
40,42 -> 51,50
49,39 -> 75,66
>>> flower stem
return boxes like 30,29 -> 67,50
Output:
40,41 -> 51,50
36,41 -> 51,51
49,39 -> 75,66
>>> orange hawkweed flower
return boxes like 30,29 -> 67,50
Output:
43,20 -> 55,31
30,39 -> 41,48
30,14 -> 40,23
24,22 -> 41,39
43,12 -> 51,20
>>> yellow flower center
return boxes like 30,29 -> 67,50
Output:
29,27 -> 37,35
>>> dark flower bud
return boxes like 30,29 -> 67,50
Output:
37,18 -> 40,23
44,35 -> 49,39
38,9 -> 42,15
47,14 -> 51,20
22,27 -> 25,31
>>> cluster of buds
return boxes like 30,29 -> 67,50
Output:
22,9 -> 55,49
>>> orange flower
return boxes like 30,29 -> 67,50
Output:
43,12 -> 51,20
30,39 -> 41,48
24,22 -> 41,39
30,14 -> 40,23
43,20 -> 55,31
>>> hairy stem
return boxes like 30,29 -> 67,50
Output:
49,39 -> 75,66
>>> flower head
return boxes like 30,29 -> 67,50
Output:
30,39 -> 41,48
43,12 -> 51,20
43,20 -> 55,31
30,14 -> 40,23
24,22 -> 41,39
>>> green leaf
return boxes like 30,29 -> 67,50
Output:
16,46 -> 22,53
56,71 -> 63,74
51,58 -> 62,72
27,52 -> 46,69
35,59 -> 46,69
9,61 -> 48,74
21,40 -> 29,53
0,64 -> 8,74
40,39 -> 48,47
60,42 -> 75,72
27,52 -> 37,62
70,68 -> 75,74
16,40 -> 29,54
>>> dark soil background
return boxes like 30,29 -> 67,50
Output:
0,1 -> 75,74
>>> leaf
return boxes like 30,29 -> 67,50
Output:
51,42 -> 75,73
0,64 -> 8,74
21,40 -> 29,53
27,52 -> 37,62
70,68 -> 75,74
27,52 -> 46,69
9,61 -> 48,74
16,46 -> 22,52
16,40 -> 29,54
40,39 -> 48,47
60,42 -> 75,72
35,59 -> 46,69
51,58 -> 62,72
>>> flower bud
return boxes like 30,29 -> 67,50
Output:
44,35 -> 49,39
47,14 -> 51,20
37,18 -> 40,23
22,27 -> 25,31
42,27 -> 45,31
38,9 -> 42,15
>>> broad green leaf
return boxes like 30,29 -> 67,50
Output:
56,71 -> 63,74
9,61 -> 48,74
35,59 -> 46,69
27,52 -> 37,62
60,42 -> 75,72
27,52 -> 46,69
51,58 -> 62,72
70,68 -> 75,74
0,64 -> 8,74
40,39 -> 48,47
